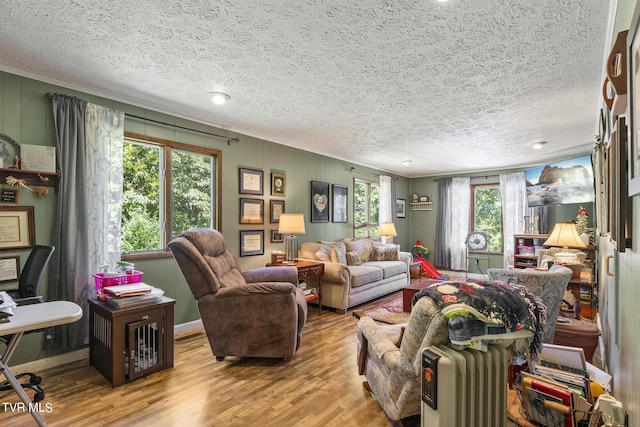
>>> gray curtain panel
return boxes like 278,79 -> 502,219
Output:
434,178 -> 451,268
48,94 -> 91,350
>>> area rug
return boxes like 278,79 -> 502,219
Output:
354,297 -> 409,325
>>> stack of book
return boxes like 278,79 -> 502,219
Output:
519,343 -> 612,427
0,291 -> 17,324
100,283 -> 164,309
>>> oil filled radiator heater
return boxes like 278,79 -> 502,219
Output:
421,344 -> 508,427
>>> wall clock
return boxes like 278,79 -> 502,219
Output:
466,231 -> 488,251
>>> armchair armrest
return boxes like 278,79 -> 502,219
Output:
242,266 -> 298,285
215,282 -> 297,299
399,251 -> 412,264
297,258 -> 349,283
358,317 -> 416,380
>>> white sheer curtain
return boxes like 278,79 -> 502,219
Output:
85,103 -> 125,269
435,177 -> 470,270
379,175 -> 396,240
500,172 -> 529,268
49,96 -> 124,349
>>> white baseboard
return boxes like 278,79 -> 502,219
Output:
174,319 -> 203,336
10,320 -> 205,373
11,348 -> 90,374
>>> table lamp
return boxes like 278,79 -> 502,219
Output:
544,222 -> 586,263
278,213 -> 306,263
378,222 -> 397,244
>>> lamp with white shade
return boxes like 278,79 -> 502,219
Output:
544,222 -> 586,275
278,213 -> 306,263
378,222 -> 397,244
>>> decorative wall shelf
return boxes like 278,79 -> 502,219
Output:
0,168 -> 60,192
410,202 -> 433,211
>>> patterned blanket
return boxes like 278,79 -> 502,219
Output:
412,280 -> 546,356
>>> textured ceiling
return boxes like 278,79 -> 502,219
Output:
0,0 -> 612,177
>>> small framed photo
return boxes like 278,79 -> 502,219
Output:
271,173 -> 286,196
396,198 -> 406,218
239,198 -> 264,224
0,255 -> 20,282
239,168 -> 264,195
311,181 -> 330,223
0,188 -> 19,204
270,199 -> 285,223
271,229 -> 283,243
332,184 -> 347,223
240,230 -> 264,256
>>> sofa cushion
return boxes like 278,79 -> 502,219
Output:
349,265 -> 384,287
346,250 -> 363,266
315,245 -> 333,261
363,260 -> 406,278
320,241 -> 347,264
371,244 -> 400,261
344,238 -> 374,263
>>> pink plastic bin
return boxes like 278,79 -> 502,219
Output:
93,271 -> 143,293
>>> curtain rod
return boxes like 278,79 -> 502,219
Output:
348,166 -> 400,180
45,92 -> 239,144
125,114 -> 239,144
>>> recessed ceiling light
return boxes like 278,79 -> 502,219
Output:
209,92 -> 230,105
403,160 -> 412,165
532,141 -> 547,149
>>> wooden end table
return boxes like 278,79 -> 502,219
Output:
266,260 -> 324,314
402,279 -> 440,312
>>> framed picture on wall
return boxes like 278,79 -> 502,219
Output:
271,173 -> 286,196
270,200 -> 285,223
240,230 -> 264,256
628,8 -> 640,196
332,184 -> 347,223
396,199 -> 406,218
311,181 -> 330,223
239,168 -> 264,195
270,229 -> 283,243
0,206 -> 34,250
0,188 -> 19,204
239,198 -> 264,224
0,256 -> 19,282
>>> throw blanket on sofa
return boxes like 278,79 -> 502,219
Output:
412,280 -> 546,356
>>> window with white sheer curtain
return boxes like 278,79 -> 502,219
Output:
500,171 -> 530,268
435,177 -> 470,270
379,175 -> 396,242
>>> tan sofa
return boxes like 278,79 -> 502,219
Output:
299,238 -> 411,314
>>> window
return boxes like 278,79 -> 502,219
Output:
354,178 -> 379,237
472,184 -> 503,252
122,133 -> 220,257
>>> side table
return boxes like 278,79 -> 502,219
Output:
267,260 -> 324,314
89,296 -> 175,387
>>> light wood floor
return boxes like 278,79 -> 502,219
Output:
1,292 -> 413,427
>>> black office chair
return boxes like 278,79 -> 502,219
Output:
0,245 -> 55,402
5,245 -> 55,303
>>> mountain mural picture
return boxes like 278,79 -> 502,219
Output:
525,155 -> 595,207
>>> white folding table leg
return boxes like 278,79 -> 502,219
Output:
0,332 -> 47,427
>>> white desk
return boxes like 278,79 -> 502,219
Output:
0,301 -> 83,426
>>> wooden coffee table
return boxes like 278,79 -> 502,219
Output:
402,279 -> 440,312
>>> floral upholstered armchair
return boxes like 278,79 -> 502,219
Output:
168,228 -> 307,360
357,280 -> 544,421
488,265 -> 573,343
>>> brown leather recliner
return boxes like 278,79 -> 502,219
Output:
168,228 -> 307,360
